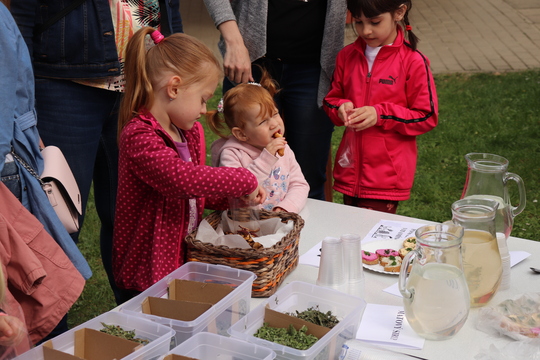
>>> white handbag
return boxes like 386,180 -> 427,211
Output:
12,146 -> 82,233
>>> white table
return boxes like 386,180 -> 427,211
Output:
250,199 -> 539,359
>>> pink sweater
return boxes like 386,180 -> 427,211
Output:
211,136 -> 309,213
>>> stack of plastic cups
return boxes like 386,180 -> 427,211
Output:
497,233 -> 511,290
340,233 -> 365,299
317,237 -> 347,292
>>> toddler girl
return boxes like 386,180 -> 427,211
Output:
113,28 -> 265,300
208,70 -> 309,213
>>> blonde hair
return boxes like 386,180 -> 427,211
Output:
206,67 -> 279,138
118,27 -> 222,135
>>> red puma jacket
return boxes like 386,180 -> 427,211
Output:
324,27 -> 438,201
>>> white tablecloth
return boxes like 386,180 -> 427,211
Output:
250,199 -> 539,359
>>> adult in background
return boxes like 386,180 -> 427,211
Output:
10,0 -> 183,309
203,0 -> 347,200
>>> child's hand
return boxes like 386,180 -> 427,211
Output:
243,185 -> 267,206
0,314 -> 27,347
345,106 -> 377,131
267,135 -> 287,157
338,102 -> 354,124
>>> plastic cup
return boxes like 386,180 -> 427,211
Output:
316,237 -> 346,291
340,233 -> 365,298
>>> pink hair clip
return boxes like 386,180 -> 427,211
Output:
151,30 -> 165,44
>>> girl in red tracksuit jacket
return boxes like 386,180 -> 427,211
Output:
324,0 -> 438,214
113,28 -> 265,302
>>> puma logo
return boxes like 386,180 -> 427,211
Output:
379,75 -> 399,85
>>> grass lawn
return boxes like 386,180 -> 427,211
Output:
68,69 -> 540,328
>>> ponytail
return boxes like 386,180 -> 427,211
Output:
206,110 -> 229,139
119,27 -> 156,137
402,2 -> 419,51
119,27 -> 222,139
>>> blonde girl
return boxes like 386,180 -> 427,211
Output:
207,69 -> 309,213
113,28 -> 265,301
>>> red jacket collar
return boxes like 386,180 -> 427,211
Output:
353,25 -> 406,58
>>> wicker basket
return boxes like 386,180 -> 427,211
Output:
185,210 -> 304,297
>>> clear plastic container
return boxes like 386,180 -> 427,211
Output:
228,281 -> 367,360
13,311 -> 175,360
120,262 -> 256,344
161,332 -> 276,360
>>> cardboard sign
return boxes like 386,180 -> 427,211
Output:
142,297 -> 212,321
168,279 -> 233,303
141,279 -> 234,322
263,307 -> 331,340
42,328 -> 142,360
163,355 -> 199,360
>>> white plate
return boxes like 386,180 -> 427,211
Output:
362,239 -> 406,275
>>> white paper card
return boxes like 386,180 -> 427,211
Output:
356,304 -> 425,350
299,240 -> 322,267
383,282 -> 402,297
510,251 -> 530,267
362,220 -> 425,244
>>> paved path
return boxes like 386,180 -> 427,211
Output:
180,0 -> 540,74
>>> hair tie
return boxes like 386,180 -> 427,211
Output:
405,25 -> 412,31
217,98 -> 224,113
151,30 -> 165,44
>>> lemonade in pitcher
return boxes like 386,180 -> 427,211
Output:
399,224 -> 470,341
404,263 -> 470,340
461,229 -> 502,305
451,198 -> 502,307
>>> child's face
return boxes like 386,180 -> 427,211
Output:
169,70 -> 219,131
240,104 -> 284,150
353,8 -> 405,47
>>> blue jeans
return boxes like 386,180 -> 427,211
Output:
34,79 -> 123,304
224,59 -> 334,200
0,159 -> 21,200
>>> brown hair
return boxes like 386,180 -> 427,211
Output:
118,27 -> 222,136
206,67 -> 279,138
347,0 -> 419,50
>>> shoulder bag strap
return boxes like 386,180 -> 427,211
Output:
10,147 -> 44,186
34,0 -> 87,36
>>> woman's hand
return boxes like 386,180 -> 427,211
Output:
219,21 -> 253,84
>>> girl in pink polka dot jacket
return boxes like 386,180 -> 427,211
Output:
112,28 -> 266,298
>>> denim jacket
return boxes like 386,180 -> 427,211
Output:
0,3 -> 92,280
11,0 -> 183,79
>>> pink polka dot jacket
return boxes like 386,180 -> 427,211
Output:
113,111 -> 258,292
